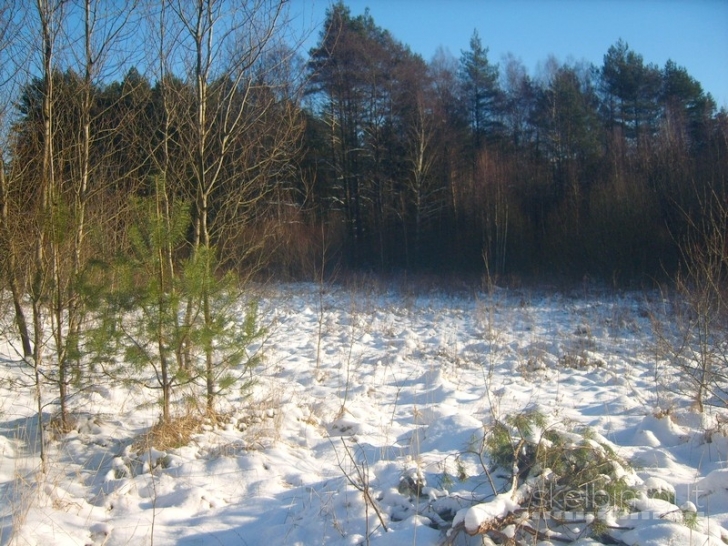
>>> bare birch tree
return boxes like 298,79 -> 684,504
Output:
405,90 -> 440,266
20,0 -> 67,467
167,0 -> 302,411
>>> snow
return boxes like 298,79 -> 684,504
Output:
452,493 -> 520,534
1,282 -> 727,545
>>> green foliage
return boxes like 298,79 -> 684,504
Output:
87,179 -> 264,422
186,244 -> 266,403
601,39 -> 662,138
480,409 -> 640,542
682,506 -> 699,529
459,29 -> 501,140
47,200 -> 75,247
483,420 -> 514,469
484,408 -> 547,472
506,407 -> 547,434
439,471 -> 454,491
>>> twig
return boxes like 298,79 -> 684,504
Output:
336,438 -> 389,534
148,445 -> 157,546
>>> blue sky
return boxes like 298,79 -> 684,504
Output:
289,0 -> 728,109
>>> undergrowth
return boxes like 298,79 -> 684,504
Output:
446,408 -> 643,544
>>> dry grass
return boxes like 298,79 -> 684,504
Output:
133,412 -> 205,452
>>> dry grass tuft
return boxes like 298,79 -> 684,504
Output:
134,412 -> 204,452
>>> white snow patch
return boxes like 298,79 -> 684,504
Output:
0,283 -> 726,545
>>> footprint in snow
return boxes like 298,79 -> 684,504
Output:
85,522 -> 112,546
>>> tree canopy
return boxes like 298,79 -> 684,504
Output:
1,1 -> 726,285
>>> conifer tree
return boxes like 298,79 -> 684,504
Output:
88,177 -> 264,422
459,30 -> 501,153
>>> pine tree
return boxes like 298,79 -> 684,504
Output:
459,30 -> 502,153
88,177 -> 264,423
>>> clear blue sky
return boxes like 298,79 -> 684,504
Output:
289,0 -> 728,109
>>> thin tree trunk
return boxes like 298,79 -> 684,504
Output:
204,290 -> 214,412
62,0 -> 94,404
0,158 -> 32,357
32,0 -> 58,466
32,298 -> 46,470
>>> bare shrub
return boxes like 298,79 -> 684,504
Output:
654,192 -> 728,412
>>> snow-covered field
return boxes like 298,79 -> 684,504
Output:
1,282 -> 727,545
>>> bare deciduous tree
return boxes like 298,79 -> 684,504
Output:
166,0 -> 302,411
0,3 -> 33,359
405,89 -> 441,266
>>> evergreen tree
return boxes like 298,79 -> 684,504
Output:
88,178 -> 264,422
534,64 -> 601,165
307,2 -> 430,269
601,39 -> 661,142
459,30 -> 502,153
661,59 -> 715,150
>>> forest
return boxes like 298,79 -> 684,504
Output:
302,6 -> 728,282
1,1 -> 726,286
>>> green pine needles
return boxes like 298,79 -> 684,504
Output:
88,177 -> 264,423
474,409 -> 640,543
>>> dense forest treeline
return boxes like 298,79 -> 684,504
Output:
301,3 -> 727,282
1,0 -> 726,289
